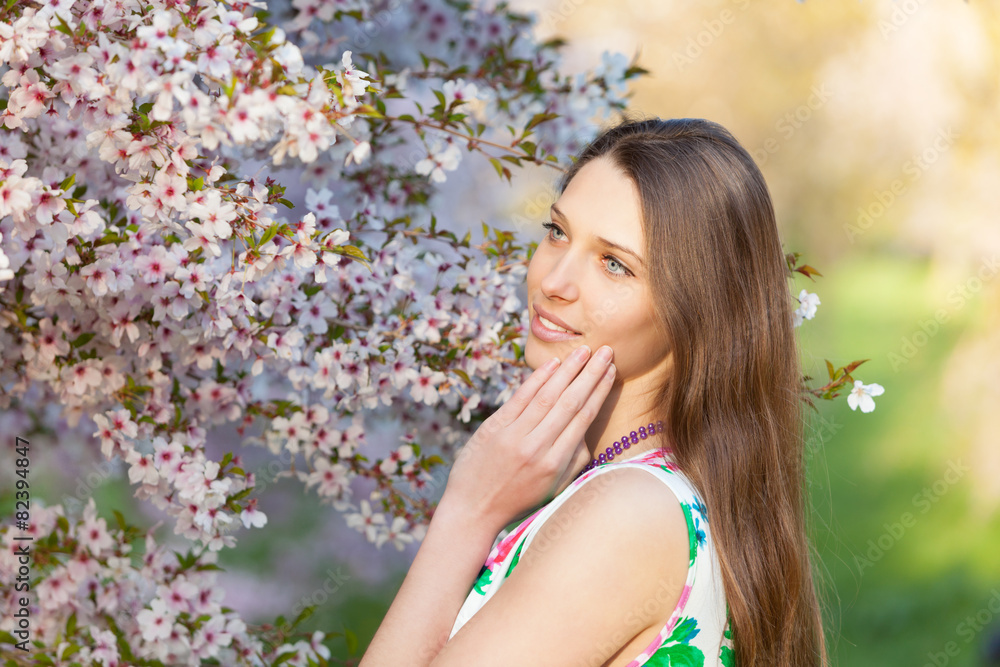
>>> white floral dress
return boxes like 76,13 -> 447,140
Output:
448,447 -> 735,666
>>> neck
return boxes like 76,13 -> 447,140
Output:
584,373 -> 667,461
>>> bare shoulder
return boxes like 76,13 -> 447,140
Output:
526,465 -> 689,575
433,465 -> 690,667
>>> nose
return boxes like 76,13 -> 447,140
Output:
538,247 -> 580,303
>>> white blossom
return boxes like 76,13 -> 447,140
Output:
847,380 -> 885,413
793,289 -> 820,327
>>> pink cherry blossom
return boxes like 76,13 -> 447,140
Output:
136,598 -> 176,642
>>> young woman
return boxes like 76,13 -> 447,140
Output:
360,118 -> 827,666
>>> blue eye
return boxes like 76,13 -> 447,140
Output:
605,256 -> 628,276
541,221 -> 564,240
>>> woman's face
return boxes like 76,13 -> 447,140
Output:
524,156 -> 672,390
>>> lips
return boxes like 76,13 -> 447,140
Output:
532,305 -> 581,335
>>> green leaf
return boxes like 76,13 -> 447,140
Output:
59,173 -> 76,191
229,487 -> 253,501
336,245 -> 371,271
292,605 -> 315,628
624,64 -> 651,78
423,455 -> 445,468
53,15 -> 73,36
344,627 -> 358,655
70,331 -> 95,349
259,223 -> 280,246
524,112 -> 558,133
272,651 -> 297,666
488,157 -> 507,180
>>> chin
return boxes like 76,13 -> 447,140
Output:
522,339 -> 540,371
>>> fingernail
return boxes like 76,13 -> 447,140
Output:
543,357 -> 560,371
573,345 -> 590,361
595,346 -> 612,363
606,363 -> 616,378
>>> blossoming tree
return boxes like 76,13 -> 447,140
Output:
0,0 -> 881,663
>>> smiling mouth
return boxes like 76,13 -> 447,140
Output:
536,313 -> 580,335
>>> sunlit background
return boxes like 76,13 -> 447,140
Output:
239,1 -> 1000,664
22,2 -> 997,665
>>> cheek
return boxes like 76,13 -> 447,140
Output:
599,302 -> 667,365
525,248 -> 549,289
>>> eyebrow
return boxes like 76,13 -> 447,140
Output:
550,204 -> 645,269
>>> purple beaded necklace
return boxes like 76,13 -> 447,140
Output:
582,420 -> 664,472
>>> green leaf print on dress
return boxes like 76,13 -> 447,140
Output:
719,612 -> 735,666
472,564 -> 493,595
680,503 -> 699,566
645,617 -> 706,667
504,540 -> 525,578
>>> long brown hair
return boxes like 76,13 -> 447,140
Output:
560,118 -> 827,666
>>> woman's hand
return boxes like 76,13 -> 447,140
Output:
439,344 -> 616,535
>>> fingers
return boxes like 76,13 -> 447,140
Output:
518,344 -> 610,430
491,356 -> 562,428
539,360 -> 616,466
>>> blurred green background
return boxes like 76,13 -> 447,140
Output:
24,2 -> 998,665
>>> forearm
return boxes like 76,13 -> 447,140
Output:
359,496 -> 503,666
